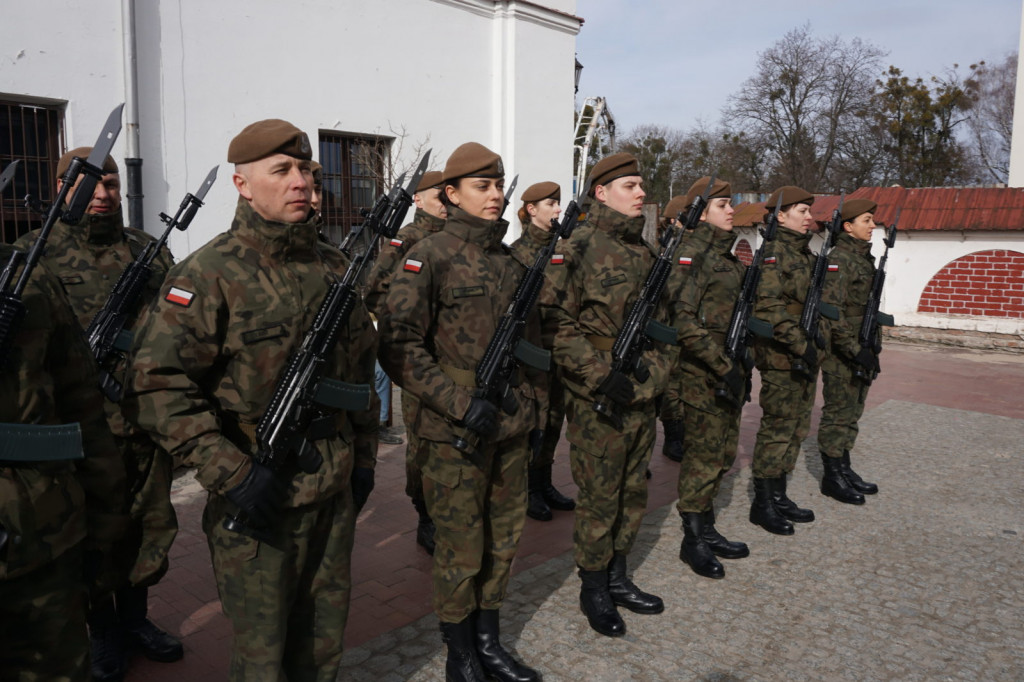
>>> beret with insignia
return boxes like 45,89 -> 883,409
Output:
416,171 -> 444,193
587,152 -> 640,196
228,119 -> 312,163
57,147 -> 118,179
443,143 -> 504,182
841,198 -> 877,222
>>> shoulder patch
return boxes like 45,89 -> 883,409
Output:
677,256 -> 693,266
389,238 -> 404,247
403,259 -> 423,273
551,254 -> 565,265
165,286 -> 195,307
764,256 -> 777,265
828,264 -> 839,272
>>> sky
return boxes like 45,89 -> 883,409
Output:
574,0 -> 1023,137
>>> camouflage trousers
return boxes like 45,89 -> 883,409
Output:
752,368 -> 817,479
421,434 -> 528,624
0,545 -> 88,681
565,391 -> 655,571
202,491 -> 355,682
819,354 -> 869,458
402,389 -> 426,502
118,439 -> 178,588
530,377 -> 565,471
675,374 -> 742,514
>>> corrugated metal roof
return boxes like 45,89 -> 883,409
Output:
732,187 -> 1024,231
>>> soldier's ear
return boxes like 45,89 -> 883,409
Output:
233,172 -> 253,201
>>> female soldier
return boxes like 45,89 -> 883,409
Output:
511,181 -> 576,523
379,143 -> 543,682
669,177 -> 751,578
657,194 -> 692,463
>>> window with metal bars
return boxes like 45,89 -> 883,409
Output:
1,98 -> 65,244
318,131 -> 391,250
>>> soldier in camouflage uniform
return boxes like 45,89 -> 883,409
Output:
14,148 -> 180,679
668,178 -> 752,579
364,170 -> 446,555
818,199 -> 882,504
750,186 -> 838,535
511,181 -> 576,523
1,243 -> 127,681
378,143 -> 544,682
124,119 -> 379,682
539,153 -> 676,638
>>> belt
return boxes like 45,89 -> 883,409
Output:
0,422 -> 84,462
440,362 -> 477,388
586,335 -> 615,351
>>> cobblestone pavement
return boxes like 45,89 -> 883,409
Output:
338,400 -> 1024,681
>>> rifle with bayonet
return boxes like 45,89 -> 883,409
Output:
339,172 -> 406,258
0,104 -> 125,366
85,166 -> 218,401
223,151 -> 431,540
451,177 -> 573,455
715,194 -> 783,407
593,176 -> 716,430
791,194 -> 844,378
854,211 -> 899,385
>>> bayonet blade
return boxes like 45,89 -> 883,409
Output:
403,149 -> 432,197
0,160 -> 20,194
504,174 -> 519,204
194,165 -> 219,203
65,104 -> 125,223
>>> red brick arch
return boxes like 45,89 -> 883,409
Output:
917,249 -> 1024,318
734,238 -> 753,266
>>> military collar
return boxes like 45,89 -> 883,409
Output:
588,201 -> 646,244
62,207 -> 126,246
522,220 -> 554,248
691,221 -> 738,252
443,205 -> 508,250
776,226 -> 814,247
231,196 -> 321,258
836,231 -> 873,255
414,207 -> 446,233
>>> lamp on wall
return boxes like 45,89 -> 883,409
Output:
574,57 -> 583,94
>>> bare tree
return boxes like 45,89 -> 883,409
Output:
963,54 -> 1016,183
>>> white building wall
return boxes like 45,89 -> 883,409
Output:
1,0 -> 580,255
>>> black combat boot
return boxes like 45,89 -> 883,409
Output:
440,619 -> 487,682
119,585 -> 184,662
661,419 -> 684,462
88,598 -> 126,681
771,474 -> 815,522
412,497 -> 436,555
526,468 -> 553,521
539,464 -> 575,511
679,513 -> 725,579
820,453 -> 865,505
473,609 -> 540,682
749,477 -> 794,536
577,568 -> 626,637
701,508 -> 749,559
607,553 -> 664,614
842,450 -> 878,494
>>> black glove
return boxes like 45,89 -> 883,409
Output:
720,362 -> 746,402
461,397 -> 499,437
853,347 -> 877,371
351,467 -> 375,514
596,370 -> 634,406
225,461 -> 287,529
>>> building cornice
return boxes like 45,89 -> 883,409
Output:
429,0 -> 583,35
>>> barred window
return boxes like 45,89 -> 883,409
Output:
318,131 -> 391,249
1,98 -> 65,244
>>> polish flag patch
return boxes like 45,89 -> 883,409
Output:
551,254 -> 565,265
764,257 -> 777,264
678,256 -> 693,266
165,286 -> 195,307
403,259 -> 423,273
389,238 -> 404,247
828,264 -> 839,272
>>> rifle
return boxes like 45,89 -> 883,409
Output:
593,176 -> 716,430
339,172 -> 406,258
451,185 -> 578,455
854,211 -> 899,384
715,194 -> 783,407
223,151 -> 430,540
791,194 -> 844,378
0,104 -> 124,366
85,166 -> 218,401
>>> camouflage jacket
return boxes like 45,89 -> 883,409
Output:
124,198 -> 379,504
14,209 -> 174,438
378,205 -> 544,443
1,244 -> 127,580
671,222 -> 746,379
827,233 -> 876,361
539,201 -> 676,405
364,208 -> 446,317
753,227 -> 840,371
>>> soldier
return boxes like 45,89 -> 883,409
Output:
0,244 -> 127,680
540,153 -> 675,638
124,119 -> 379,681
310,160 -> 324,220
668,178 -> 751,579
749,186 -> 826,535
379,143 -> 544,682
818,199 -> 882,504
14,148 -> 180,680
657,194 -> 693,464
364,169 -> 447,554
511,181 -> 576,522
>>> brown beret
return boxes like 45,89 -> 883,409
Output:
310,160 -> 323,185
662,195 -> 689,219
56,147 -> 118,179
522,181 -> 560,204
684,176 -> 732,206
587,152 -> 640,195
416,170 -> 444,193
766,185 -> 814,210
841,198 -> 877,222
443,143 -> 504,182
228,119 -> 312,164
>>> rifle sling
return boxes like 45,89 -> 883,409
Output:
313,379 -> 372,412
0,422 -> 84,462
440,362 -> 476,387
586,335 -> 615,351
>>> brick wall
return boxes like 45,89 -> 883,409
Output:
917,249 -> 1024,318
735,238 -> 753,266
